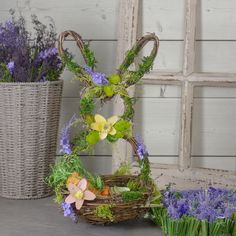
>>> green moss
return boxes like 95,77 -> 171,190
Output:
127,179 -> 143,191
114,163 -> 131,176
94,205 -> 114,221
46,154 -> 104,201
122,96 -> 136,121
80,97 -> 95,116
139,158 -> 151,182
72,131 -> 90,153
83,43 -> 97,68
121,191 -> 143,202
150,181 -> 162,205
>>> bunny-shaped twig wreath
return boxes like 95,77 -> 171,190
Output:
47,31 -> 160,224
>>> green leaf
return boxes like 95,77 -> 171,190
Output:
113,119 -> 132,138
109,74 -> 121,84
106,134 -> 119,143
86,131 -> 100,145
103,85 -> 114,97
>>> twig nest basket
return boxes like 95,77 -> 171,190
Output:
78,175 -> 152,224
47,31 -> 160,224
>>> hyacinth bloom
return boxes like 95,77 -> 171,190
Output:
83,66 -> 108,85
90,114 -> 119,140
61,202 -> 78,223
163,187 -> 236,222
65,178 -> 96,210
60,114 -> 77,154
136,136 -> 149,160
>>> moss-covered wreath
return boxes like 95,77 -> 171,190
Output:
47,30 -> 161,224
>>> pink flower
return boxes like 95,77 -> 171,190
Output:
65,178 -> 96,210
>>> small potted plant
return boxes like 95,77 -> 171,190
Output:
0,11 -> 64,199
47,31 -> 161,224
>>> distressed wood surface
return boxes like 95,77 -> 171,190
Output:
135,0 -> 236,188
112,0 -> 139,172
146,163 -> 236,190
144,41 -> 236,73
142,0 -> 236,40
183,0 -> 197,76
0,0 -> 119,39
1,0 -> 236,181
178,81 -> 194,170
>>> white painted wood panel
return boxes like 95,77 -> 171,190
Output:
148,156 -> 236,172
141,0 -> 185,39
147,41 -> 236,73
136,84 -> 236,98
134,97 -> 181,156
1,0 -> 236,174
196,0 -> 236,40
192,156 -> 236,172
133,96 -> 236,156
192,98 -> 236,156
142,0 -> 236,40
0,0 -> 119,39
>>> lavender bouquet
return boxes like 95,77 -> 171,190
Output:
150,187 -> 236,236
0,11 -> 63,82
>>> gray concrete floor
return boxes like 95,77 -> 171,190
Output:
0,196 -> 163,236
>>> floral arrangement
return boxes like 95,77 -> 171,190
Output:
47,31 -> 160,224
0,10 -> 63,82
150,187 -> 236,236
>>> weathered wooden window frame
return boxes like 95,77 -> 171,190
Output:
113,0 -> 236,189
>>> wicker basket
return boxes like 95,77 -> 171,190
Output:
0,81 -> 63,199
64,138 -> 154,225
78,175 -> 153,224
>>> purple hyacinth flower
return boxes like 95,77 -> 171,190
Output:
83,66 -> 108,85
162,187 -> 236,222
7,61 -> 15,74
61,202 -> 78,223
136,135 -> 149,160
60,114 -> 77,155
167,204 -> 181,219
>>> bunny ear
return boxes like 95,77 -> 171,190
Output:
58,30 -> 96,68
118,33 -> 159,87
58,30 -> 97,86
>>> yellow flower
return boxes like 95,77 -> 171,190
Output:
90,114 -> 119,140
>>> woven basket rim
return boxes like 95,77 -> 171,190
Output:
76,174 -> 153,224
0,80 -> 63,86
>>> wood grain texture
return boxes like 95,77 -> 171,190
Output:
146,163 -> 236,190
183,0 -> 197,76
178,81 -> 194,170
142,0 -> 236,40
1,0 -> 236,183
0,0 -> 119,39
112,0 -> 139,172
